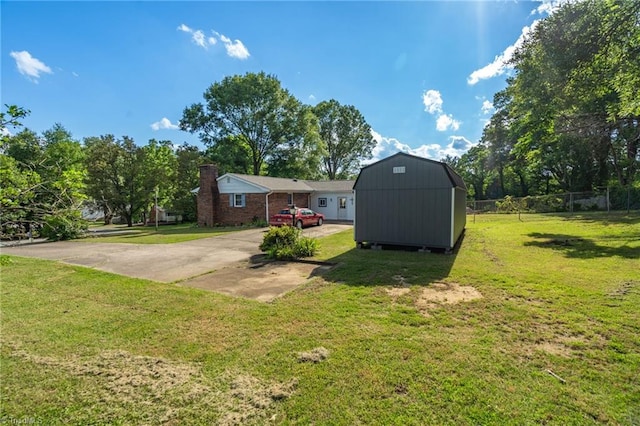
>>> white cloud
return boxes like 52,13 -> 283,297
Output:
422,89 -> 443,114
481,100 -> 494,114
367,129 -> 475,164
150,117 -> 179,131
532,0 -> 567,16
72,71 -> 79,77
178,24 -> 249,59
192,30 -> 207,48
308,94 -> 316,102
219,34 -> 250,60
436,114 -> 461,132
1,127 -> 11,137
422,89 -> 461,132
10,51 -> 52,82
178,24 -> 209,49
467,21 -> 539,85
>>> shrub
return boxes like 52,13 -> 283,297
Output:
260,226 -> 317,260
496,195 -> 528,213
40,210 -> 87,241
294,237 -> 318,258
251,216 -> 268,227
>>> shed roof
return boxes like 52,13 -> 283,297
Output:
354,152 -> 467,190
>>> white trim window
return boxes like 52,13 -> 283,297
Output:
318,197 -> 327,208
287,193 -> 294,206
229,193 -> 246,207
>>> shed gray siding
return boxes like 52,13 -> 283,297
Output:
354,153 -> 466,250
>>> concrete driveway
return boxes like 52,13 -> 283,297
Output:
1,224 -> 352,283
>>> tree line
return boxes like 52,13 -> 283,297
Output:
1,72 -> 376,238
445,0 -> 639,202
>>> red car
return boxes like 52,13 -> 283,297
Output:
269,207 -> 324,228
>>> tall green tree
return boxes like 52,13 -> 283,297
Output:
140,139 -> 178,221
180,72 -> 315,176
84,136 -> 180,227
172,143 -> 204,222
84,135 -> 145,227
313,99 -> 375,180
266,105 -> 324,179
469,0 -> 640,200
204,135 -> 252,175
456,144 -> 492,200
1,111 -> 86,240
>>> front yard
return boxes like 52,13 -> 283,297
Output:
1,212 -> 638,424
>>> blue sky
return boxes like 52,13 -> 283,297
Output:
2,1 -> 559,162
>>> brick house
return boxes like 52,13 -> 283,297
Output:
196,164 -> 355,227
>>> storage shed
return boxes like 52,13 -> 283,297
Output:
353,152 -> 467,251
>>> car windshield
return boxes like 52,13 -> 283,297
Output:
279,209 -> 292,214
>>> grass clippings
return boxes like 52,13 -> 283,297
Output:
220,374 -> 298,425
297,347 -> 329,363
5,342 -> 295,425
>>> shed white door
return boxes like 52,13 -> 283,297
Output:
337,197 -> 348,220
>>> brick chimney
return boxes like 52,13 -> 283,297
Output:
197,164 -> 219,227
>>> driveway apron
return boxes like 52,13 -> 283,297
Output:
1,228 -> 266,282
1,225 -> 351,283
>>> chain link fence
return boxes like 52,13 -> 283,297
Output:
468,187 -> 640,214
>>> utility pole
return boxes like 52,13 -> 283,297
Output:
155,186 -> 159,231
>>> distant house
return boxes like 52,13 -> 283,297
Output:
353,152 -> 467,251
196,164 -> 354,227
148,206 -> 182,225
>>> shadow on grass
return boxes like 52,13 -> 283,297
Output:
87,224 -> 263,240
544,211 -> 640,226
312,237 -> 461,287
524,232 -> 640,259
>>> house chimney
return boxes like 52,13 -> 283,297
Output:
197,164 -> 219,227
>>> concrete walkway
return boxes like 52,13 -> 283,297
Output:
1,225 -> 351,283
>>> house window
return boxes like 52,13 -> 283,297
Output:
318,198 -> 327,208
339,197 -> 347,209
287,193 -> 293,206
230,193 -> 245,207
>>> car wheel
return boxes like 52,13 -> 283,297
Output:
317,218 -> 323,226
296,220 -> 303,229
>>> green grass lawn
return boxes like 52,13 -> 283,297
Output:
79,222 -> 256,244
2,212 -> 639,425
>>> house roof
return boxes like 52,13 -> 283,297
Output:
219,173 -> 315,192
304,180 -> 355,192
193,176 -> 356,194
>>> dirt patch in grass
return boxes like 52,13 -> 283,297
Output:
7,343 -> 295,425
415,282 -> 483,315
180,260 -> 334,302
386,287 -> 411,298
297,347 -> 329,363
607,280 -> 638,298
534,341 -> 573,358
